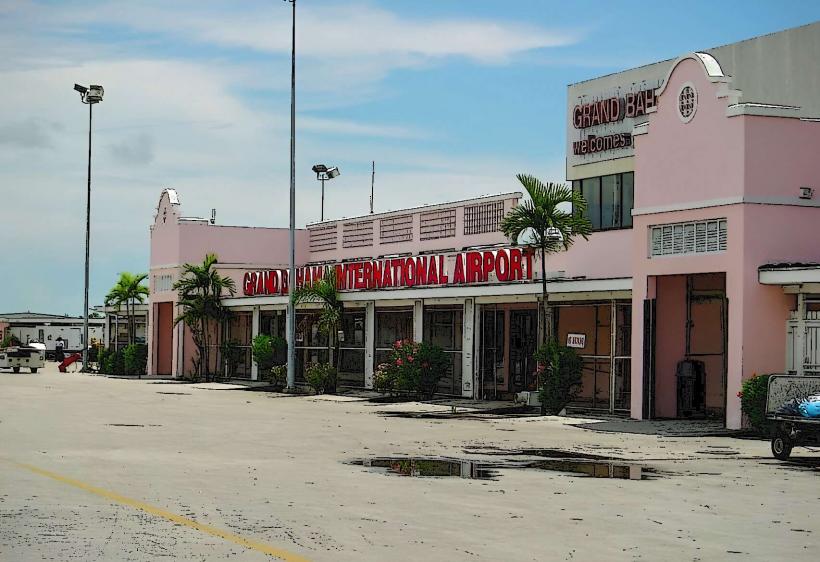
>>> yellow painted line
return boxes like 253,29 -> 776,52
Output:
11,461 -> 311,562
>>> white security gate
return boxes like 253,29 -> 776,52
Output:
786,307 -> 820,375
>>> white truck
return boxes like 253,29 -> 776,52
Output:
0,345 -> 45,373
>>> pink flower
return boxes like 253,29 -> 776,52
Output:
396,358 -> 403,366
394,340 -> 402,348
407,355 -> 414,363
737,391 -> 743,398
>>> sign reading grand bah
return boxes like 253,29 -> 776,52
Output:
572,88 -> 657,156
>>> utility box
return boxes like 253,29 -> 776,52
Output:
677,359 -> 706,417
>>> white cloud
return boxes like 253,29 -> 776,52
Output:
0,1 -> 576,313
72,1 -> 579,62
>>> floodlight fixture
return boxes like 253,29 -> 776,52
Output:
73,83 -> 104,104
312,163 -> 340,221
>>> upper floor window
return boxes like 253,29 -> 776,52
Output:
572,172 -> 634,231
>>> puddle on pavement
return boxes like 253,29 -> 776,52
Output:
350,458 -> 498,479
349,456 -> 649,480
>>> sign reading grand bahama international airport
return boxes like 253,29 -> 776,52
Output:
243,247 -> 535,296
571,88 -> 657,156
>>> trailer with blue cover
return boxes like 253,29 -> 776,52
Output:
766,375 -> 820,460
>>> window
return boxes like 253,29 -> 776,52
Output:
573,172 -> 634,231
374,308 -> 413,368
650,219 -> 727,257
423,307 -> 463,395
574,173 -> 634,230
153,274 -> 173,292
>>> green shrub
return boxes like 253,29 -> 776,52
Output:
110,350 -> 125,375
97,347 -> 109,374
123,344 -> 147,377
252,334 -> 275,372
375,340 -> 450,399
269,364 -> 287,390
305,362 -> 337,395
739,374 -> 772,433
220,340 -> 242,379
535,341 -> 584,415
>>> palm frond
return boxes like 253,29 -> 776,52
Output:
501,173 -> 592,251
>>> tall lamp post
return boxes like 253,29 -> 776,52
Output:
285,0 -> 297,390
73,83 -> 103,373
311,164 -> 340,221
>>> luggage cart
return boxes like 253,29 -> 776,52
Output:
765,375 -> 820,460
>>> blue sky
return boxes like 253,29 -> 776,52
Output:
1,0 -> 819,315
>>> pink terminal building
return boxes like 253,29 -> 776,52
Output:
147,24 -> 820,429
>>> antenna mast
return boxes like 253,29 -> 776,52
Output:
370,160 -> 375,214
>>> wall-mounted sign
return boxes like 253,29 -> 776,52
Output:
566,333 -> 586,348
571,88 -> 657,156
242,247 -> 535,297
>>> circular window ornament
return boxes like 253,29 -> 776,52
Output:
678,82 -> 697,123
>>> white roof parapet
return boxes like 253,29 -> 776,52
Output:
655,52 -> 731,98
307,191 -> 523,228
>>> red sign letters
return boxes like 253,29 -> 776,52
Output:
242,247 -> 534,297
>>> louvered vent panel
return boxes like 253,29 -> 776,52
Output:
380,215 -> 413,244
420,209 -> 456,241
343,221 -> 374,248
464,201 -> 505,235
309,224 -> 338,252
650,219 -> 727,257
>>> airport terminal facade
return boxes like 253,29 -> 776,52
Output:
147,23 -> 820,428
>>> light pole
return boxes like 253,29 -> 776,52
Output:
73,83 -> 103,373
285,0 -> 297,390
311,164 -> 340,221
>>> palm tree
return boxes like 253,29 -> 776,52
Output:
501,174 -> 592,344
173,253 -> 236,381
292,268 -> 342,374
105,272 -> 149,347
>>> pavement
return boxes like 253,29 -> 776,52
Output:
1,362 -> 818,561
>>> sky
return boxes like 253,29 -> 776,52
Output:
1,0 -> 819,315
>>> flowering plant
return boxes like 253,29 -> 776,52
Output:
374,339 -> 449,399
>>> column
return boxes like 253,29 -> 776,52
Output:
364,301 -> 375,389
796,292 -> 806,376
413,299 -> 424,342
462,298 -> 475,398
251,306 -> 260,381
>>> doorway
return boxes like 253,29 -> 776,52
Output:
652,273 -> 727,420
477,305 -> 538,399
509,310 -> 538,393
154,302 -> 173,375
